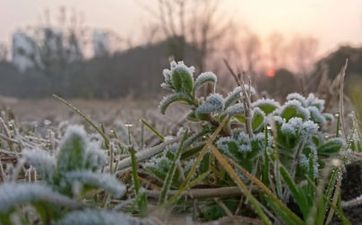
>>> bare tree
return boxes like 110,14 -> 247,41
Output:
287,36 -> 319,94
268,32 -> 286,69
223,27 -> 263,77
139,0 -> 233,72
288,36 -> 319,75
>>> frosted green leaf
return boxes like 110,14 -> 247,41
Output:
252,98 -> 280,115
306,93 -> 325,111
0,183 -> 78,214
84,142 -> 107,172
323,113 -> 334,122
65,171 -> 126,198
308,106 -> 326,125
252,107 -> 265,132
170,61 -> 194,94
196,93 -> 224,114
224,87 -> 242,108
57,126 -> 88,173
194,72 -> 217,92
286,93 -> 306,106
23,149 -> 56,183
280,100 -> 310,121
318,138 -> 344,156
222,103 -> 244,116
159,93 -> 193,114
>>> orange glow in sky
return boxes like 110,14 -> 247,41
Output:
266,69 -> 276,78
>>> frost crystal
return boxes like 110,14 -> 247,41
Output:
194,72 -> 217,91
306,93 -> 325,111
23,149 -> 56,182
224,87 -> 242,108
196,93 -> 224,114
159,93 -> 192,114
286,93 -> 306,106
252,98 -> 280,114
170,60 -> 195,74
298,153 -> 309,169
56,209 -> 136,225
223,103 -> 244,116
302,120 -> 319,134
84,142 -> 107,171
308,106 -> 326,125
279,99 -> 310,120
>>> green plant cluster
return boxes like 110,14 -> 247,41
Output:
153,61 -> 348,224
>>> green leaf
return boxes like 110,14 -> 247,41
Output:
194,72 -> 217,93
57,126 -> 88,173
64,171 -> 126,197
224,87 -> 242,108
280,102 -> 310,121
280,166 -> 310,219
252,99 -> 280,115
159,93 -> 193,114
0,183 -> 78,214
171,66 -> 194,94
252,108 -> 265,132
318,138 -> 344,157
195,94 -> 224,114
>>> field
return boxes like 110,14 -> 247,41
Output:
0,61 -> 361,225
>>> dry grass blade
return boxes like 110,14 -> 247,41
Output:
166,117 -> 229,205
222,150 -> 305,225
208,143 -> 272,225
338,59 -> 348,139
146,186 -> 242,199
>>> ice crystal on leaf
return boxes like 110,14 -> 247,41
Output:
194,72 -> 217,92
159,93 -> 192,114
252,98 -> 280,115
0,183 -> 77,214
64,171 -> 126,198
196,93 -> 224,114
286,93 -> 306,106
224,87 -> 242,108
161,61 -> 195,94
56,209 -> 137,225
23,149 -> 56,182
306,93 -> 325,111
222,103 -> 244,116
279,99 -> 310,121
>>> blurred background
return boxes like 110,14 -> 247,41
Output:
0,0 -> 361,121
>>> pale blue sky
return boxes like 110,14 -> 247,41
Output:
1,0 -> 362,55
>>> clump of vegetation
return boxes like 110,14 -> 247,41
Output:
0,60 -> 360,225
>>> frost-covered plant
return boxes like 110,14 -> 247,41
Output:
23,125 -> 124,198
0,125 -> 126,224
154,61 -> 347,223
217,132 -> 271,172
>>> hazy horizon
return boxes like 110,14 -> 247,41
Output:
1,0 -> 362,57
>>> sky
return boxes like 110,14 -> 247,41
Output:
1,0 -> 362,57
